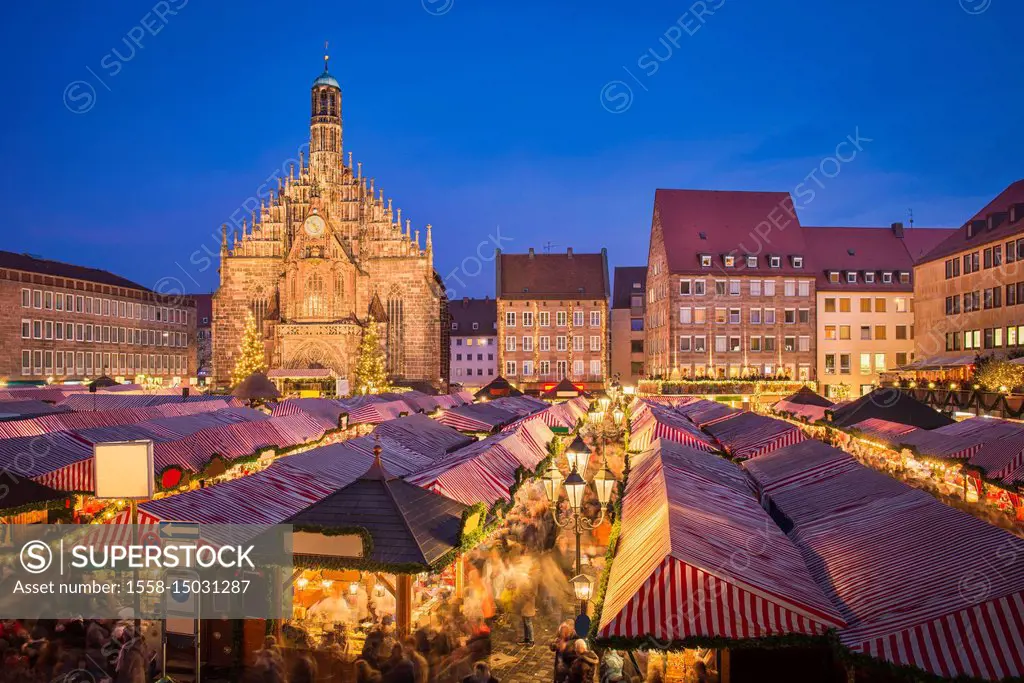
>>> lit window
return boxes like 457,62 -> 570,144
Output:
723,255 -> 735,267
828,271 -> 840,283
700,254 -> 712,267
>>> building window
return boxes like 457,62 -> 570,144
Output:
750,308 -> 762,324
763,280 -> 776,296
556,311 -> 567,327
859,354 -> 871,374
506,311 -> 516,327
538,311 -> 550,327
825,325 -> 836,340
715,281 -> 727,296
693,280 -> 706,296
506,337 -> 516,352
523,336 -> 534,352
714,336 -> 727,353
573,311 -> 584,327
589,311 -> 600,326
798,281 -> 810,297
875,325 -> 887,340
746,256 -> 757,268
729,336 -> 741,352
694,308 -> 706,324
590,335 -> 600,351
679,280 -> 691,295
840,354 -> 851,374
522,361 -> 534,376
764,308 -> 776,324
539,336 -> 550,351
21,289 -> 30,308
899,272 -> 910,284
792,256 -> 804,268
693,336 -> 706,352
769,256 -> 781,268
729,308 -> 740,324
840,325 -> 851,340
679,336 -> 691,352
864,272 -> 875,283
784,281 -> 796,297
723,255 -> 735,267
715,308 -> 727,324
729,280 -> 740,296
556,336 -> 567,351
750,336 -> 761,352
784,309 -> 796,324
573,336 -> 584,351
874,298 -> 887,313
679,307 -> 691,324
505,361 -> 516,376
860,326 -> 871,340
764,336 -> 776,352
451,322 -> 458,330
750,280 -> 762,296
846,272 -> 857,283
539,360 -> 550,376
573,360 -> 585,377
522,312 -> 533,327
828,271 -> 840,283
700,254 -> 712,267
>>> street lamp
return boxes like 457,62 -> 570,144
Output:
565,435 -> 592,477
571,574 -> 595,614
598,396 -> 611,411
349,581 -> 359,596
612,407 -> 624,427
544,435 -> 617,615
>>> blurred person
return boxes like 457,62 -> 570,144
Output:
568,640 -> 598,683
462,661 -> 499,683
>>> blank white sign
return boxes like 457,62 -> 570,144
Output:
93,440 -> 154,500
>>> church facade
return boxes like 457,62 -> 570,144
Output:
212,60 -> 445,389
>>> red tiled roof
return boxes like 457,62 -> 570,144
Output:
497,249 -> 609,300
917,179 -> 1024,263
902,228 -> 958,263
0,251 -> 148,290
654,189 -> 809,275
612,266 -> 647,309
802,226 -> 954,291
449,297 -> 496,336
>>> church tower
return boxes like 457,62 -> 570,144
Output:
310,50 -> 342,186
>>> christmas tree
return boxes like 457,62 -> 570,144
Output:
354,315 -> 389,394
231,311 -> 268,387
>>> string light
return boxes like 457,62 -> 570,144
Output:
321,579 -> 333,589
296,577 -> 309,589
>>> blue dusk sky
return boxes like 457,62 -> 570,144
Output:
0,0 -> 1021,298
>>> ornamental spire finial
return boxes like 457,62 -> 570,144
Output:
323,40 -> 329,71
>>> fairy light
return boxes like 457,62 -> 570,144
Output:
296,577 -> 309,589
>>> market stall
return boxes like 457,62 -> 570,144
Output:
703,412 -> 807,460
281,443 -> 483,644
744,440 -> 1024,680
596,439 -> 845,682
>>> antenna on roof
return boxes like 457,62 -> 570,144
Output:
908,208 -> 914,229
543,241 -> 560,253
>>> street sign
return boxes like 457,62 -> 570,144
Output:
165,569 -> 199,635
159,521 -> 200,540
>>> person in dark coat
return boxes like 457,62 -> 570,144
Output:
568,640 -> 599,683
462,661 -> 499,683
382,643 -> 416,683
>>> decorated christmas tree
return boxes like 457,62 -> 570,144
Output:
354,315 -> 389,394
231,311 -> 268,387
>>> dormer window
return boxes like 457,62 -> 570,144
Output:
966,223 -> 974,238
723,255 -> 735,268
472,322 -> 479,330
882,272 -> 893,284
769,256 -> 781,269
451,322 -> 458,330
846,272 -> 857,283
828,271 -> 840,284
700,254 -> 712,267
746,255 -> 757,268
899,271 -> 910,284
791,256 -> 804,268
864,272 -> 875,283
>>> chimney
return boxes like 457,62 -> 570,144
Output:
528,248 -> 535,259
891,222 -> 904,238
462,297 -> 469,307
567,247 -> 573,259
988,212 -> 1008,231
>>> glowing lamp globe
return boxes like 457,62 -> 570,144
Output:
542,462 -> 564,503
565,435 -> 592,475
564,469 -> 587,511
593,462 -> 616,506
571,574 -> 594,602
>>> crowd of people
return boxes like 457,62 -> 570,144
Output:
0,617 -> 156,683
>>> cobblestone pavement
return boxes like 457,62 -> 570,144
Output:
489,608 -> 574,683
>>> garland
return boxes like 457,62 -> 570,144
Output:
0,495 -> 67,518
638,379 -> 813,397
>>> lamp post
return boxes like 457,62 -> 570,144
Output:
544,432 -> 616,613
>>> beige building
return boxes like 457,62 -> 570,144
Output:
913,180 -> 1024,374
804,223 -> 953,398
646,190 -> 817,380
610,266 -> 646,385
496,248 -> 610,393
213,58 -> 444,389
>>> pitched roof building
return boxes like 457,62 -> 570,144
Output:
448,297 -> 497,389
496,248 -> 610,393
611,266 -> 647,385
911,179 -> 1024,373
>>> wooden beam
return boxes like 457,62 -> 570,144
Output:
396,574 -> 414,638
454,554 -> 465,600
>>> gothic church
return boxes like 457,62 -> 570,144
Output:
213,57 -> 444,388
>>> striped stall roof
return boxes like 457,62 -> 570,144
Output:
846,418 -> 920,446
936,417 -> 1024,440
772,400 -> 829,423
346,399 -> 413,425
0,399 -> 238,438
598,440 -> 845,643
743,443 -> 1024,680
57,393 -> 241,411
969,432 -> 1024,483
673,399 -> 741,428
406,428 -> 549,506
628,404 -> 717,453
270,398 -> 346,429
0,388 -> 87,402
437,397 -> 545,433
898,429 -> 983,461
280,435 -> 435,484
703,413 -> 807,460
0,431 -> 94,490
371,414 -> 475,460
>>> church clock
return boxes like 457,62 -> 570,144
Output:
303,214 -> 326,238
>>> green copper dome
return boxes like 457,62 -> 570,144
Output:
313,69 -> 340,89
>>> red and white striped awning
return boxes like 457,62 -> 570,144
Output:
407,427 -> 549,506
772,400 -> 829,423
744,441 -> 1024,680
346,399 -> 411,425
703,413 -> 807,460
598,440 -> 845,643
628,404 -> 717,453
673,399 -> 741,428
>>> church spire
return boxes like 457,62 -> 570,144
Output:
310,41 -> 342,185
